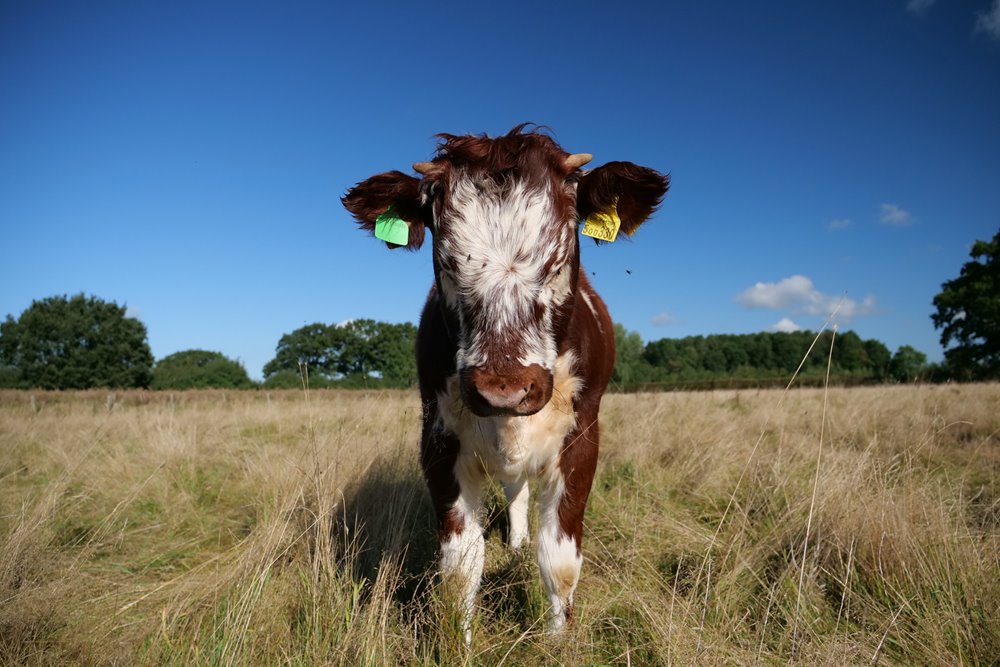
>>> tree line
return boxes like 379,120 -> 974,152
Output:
0,296 -> 969,392
613,324 -> 932,390
0,295 -> 418,390
1,229 -> 996,390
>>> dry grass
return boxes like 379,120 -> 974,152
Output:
1,383 -> 998,665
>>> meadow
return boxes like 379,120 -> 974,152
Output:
1,383 -> 997,665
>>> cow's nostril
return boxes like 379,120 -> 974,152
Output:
499,383 -> 506,391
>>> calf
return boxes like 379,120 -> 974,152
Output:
343,125 -> 668,639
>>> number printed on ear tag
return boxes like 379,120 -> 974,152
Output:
581,203 -> 622,242
374,206 -> 410,246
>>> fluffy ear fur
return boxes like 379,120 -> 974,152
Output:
342,171 -> 429,250
577,161 -> 669,237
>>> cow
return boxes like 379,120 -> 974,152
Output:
342,124 -> 668,641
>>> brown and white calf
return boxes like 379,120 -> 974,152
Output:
343,125 -> 668,639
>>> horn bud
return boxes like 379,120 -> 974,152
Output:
564,153 -> 592,170
413,161 -> 434,175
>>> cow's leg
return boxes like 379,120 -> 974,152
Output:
503,476 -> 530,549
536,416 -> 600,633
422,427 -> 484,644
440,463 -> 484,645
536,477 -> 582,633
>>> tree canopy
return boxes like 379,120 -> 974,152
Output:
889,345 -> 928,383
263,319 -> 417,388
263,322 -> 344,379
152,350 -> 253,389
612,323 -> 647,388
931,230 -> 1000,379
0,294 -> 153,389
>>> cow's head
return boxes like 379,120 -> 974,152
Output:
343,125 -> 668,417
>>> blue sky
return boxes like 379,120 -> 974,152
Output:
2,1 -> 998,379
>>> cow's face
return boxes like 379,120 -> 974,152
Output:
419,132 -> 585,416
343,126 -> 668,417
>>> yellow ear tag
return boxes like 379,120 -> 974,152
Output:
581,202 -> 622,242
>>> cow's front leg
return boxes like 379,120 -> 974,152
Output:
536,420 -> 600,633
503,476 -> 529,549
421,428 -> 485,644
440,472 -> 484,644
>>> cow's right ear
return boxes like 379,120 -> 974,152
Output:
342,171 -> 429,250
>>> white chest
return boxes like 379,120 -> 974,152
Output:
435,353 -> 582,483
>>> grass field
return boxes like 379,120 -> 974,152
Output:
1,383 -> 998,665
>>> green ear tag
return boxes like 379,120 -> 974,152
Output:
581,201 -> 622,242
374,206 -> 410,246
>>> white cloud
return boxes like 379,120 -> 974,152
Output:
769,317 -> 802,333
650,311 -> 679,326
736,275 -> 817,310
735,274 -> 877,320
880,203 -> 912,226
828,217 -> 852,231
976,0 -> 1000,39
907,0 -> 935,15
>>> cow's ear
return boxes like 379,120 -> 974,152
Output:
577,161 -> 669,238
342,171 -> 429,250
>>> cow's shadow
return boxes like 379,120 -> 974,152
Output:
338,455 -> 437,603
338,457 -> 541,626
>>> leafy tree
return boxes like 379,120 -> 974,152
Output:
701,341 -> 727,373
263,323 -> 345,379
613,323 -> 647,388
643,338 -> 676,372
369,321 -> 419,386
771,332 -> 805,372
745,333 -> 775,370
0,364 -> 20,388
831,330 -> 870,372
889,345 -> 928,383
924,361 -> 951,384
263,319 -> 418,388
261,369 -> 305,389
152,350 -> 254,389
261,369 -> 337,389
335,319 -> 418,386
337,319 -> 381,377
931,230 -> 1000,379
864,339 -> 892,381
0,294 -> 152,389
720,335 -> 749,370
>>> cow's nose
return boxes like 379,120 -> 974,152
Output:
475,375 -> 533,410
462,364 -> 552,417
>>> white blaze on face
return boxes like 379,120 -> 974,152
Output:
436,174 -> 576,371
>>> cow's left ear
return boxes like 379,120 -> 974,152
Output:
576,161 -> 669,237
342,170 -> 429,250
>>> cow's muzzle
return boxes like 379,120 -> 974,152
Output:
460,364 -> 553,417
